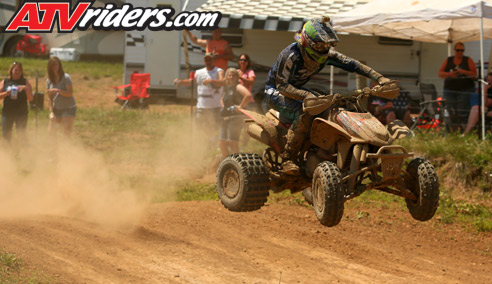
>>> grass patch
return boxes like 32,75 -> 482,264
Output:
346,188 -> 492,233
176,181 -> 217,201
399,133 -> 492,192
0,251 -> 22,273
438,193 -> 492,232
0,250 -> 52,283
267,190 -> 310,207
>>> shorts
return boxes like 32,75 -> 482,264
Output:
53,106 -> 77,118
219,116 -> 243,141
469,93 -> 479,107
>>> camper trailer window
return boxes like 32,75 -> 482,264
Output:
202,28 -> 243,47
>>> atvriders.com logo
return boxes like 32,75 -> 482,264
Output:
4,1 -> 222,33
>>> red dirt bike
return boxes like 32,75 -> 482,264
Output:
216,84 -> 440,227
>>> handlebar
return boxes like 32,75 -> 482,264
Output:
337,81 -> 400,100
302,81 -> 400,116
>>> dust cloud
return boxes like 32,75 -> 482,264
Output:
0,118 -> 218,230
155,119 -> 217,183
0,134 -> 149,230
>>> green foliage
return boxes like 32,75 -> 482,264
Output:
353,190 -> 404,207
176,181 -> 218,201
267,190 -> 310,207
400,133 -> 492,166
356,211 -> 370,219
438,194 -> 492,232
0,251 -> 22,273
0,250 -> 52,283
400,133 -> 492,191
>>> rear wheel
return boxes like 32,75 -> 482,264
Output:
405,158 -> 440,221
312,161 -> 344,227
216,153 -> 270,211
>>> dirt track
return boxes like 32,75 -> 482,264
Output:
1,200 -> 491,284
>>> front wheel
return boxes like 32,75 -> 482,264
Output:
216,153 -> 270,212
312,161 -> 345,227
404,158 -> 440,221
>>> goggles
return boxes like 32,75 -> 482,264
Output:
304,46 -> 329,64
312,42 -> 335,53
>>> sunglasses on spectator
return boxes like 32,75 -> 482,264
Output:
455,49 -> 465,52
239,59 -> 248,62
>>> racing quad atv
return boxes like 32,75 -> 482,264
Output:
216,83 -> 439,227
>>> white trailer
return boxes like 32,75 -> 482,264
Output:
123,0 -> 182,102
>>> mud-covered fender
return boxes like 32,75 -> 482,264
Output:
237,108 -> 282,153
310,118 -> 356,150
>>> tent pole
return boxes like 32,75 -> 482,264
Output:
418,42 -> 423,82
480,17 -> 486,140
488,40 -> 492,75
330,65 -> 334,95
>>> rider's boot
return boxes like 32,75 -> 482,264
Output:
280,113 -> 313,175
280,128 -> 304,175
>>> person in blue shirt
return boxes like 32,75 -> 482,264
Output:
265,17 -> 393,175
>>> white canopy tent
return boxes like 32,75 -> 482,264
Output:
333,0 -> 492,139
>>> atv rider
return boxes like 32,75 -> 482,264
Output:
265,17 -> 394,175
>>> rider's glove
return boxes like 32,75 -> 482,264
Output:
305,93 -> 317,100
377,76 -> 392,85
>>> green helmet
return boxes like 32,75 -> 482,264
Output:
295,17 -> 339,64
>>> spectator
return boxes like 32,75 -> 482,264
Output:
185,29 -> 234,71
46,57 -> 76,136
237,53 -> 256,93
368,96 -> 395,125
174,53 -> 224,147
0,61 -> 33,142
369,91 -> 412,126
463,72 -> 492,135
391,88 -> 412,126
219,68 -> 253,158
237,53 -> 256,146
438,42 -> 477,132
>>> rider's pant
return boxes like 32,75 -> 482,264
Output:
264,88 -> 302,128
264,88 -> 314,159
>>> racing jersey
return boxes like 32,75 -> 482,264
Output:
265,43 -> 376,99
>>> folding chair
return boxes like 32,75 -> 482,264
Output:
410,83 -> 446,132
112,73 -> 150,110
